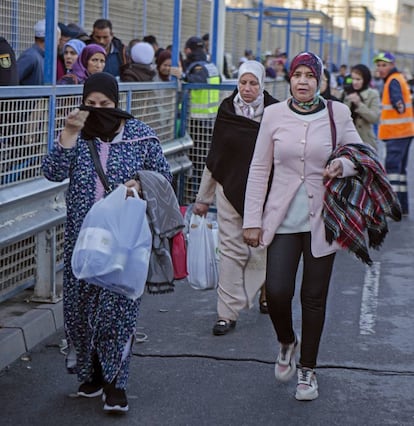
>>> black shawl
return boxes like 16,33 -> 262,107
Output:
206,89 -> 278,217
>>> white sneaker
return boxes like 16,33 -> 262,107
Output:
274,335 -> 300,382
295,368 -> 319,401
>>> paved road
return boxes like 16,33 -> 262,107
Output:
1,216 -> 414,425
1,141 -> 414,425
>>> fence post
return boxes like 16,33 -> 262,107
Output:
32,227 -> 62,303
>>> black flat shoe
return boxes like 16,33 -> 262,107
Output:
260,300 -> 268,314
212,319 -> 236,336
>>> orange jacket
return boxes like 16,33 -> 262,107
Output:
378,72 -> 414,140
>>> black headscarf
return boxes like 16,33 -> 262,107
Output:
320,69 -> 339,101
206,89 -> 278,216
351,64 -> 371,92
80,72 -> 133,141
348,64 -> 372,120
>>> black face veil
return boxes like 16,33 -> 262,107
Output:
80,72 -> 133,141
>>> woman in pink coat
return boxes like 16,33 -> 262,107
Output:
242,52 -> 363,401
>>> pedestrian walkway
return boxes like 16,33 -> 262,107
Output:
1,251 -> 414,425
0,289 -> 63,371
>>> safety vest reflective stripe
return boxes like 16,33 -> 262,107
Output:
387,173 -> 406,181
382,102 -> 413,110
190,75 -> 220,117
380,116 -> 414,125
388,173 -> 408,192
391,184 -> 408,192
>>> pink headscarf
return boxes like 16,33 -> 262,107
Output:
289,52 -> 323,87
72,44 -> 106,82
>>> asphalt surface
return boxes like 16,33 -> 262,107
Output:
1,140 -> 414,425
1,217 -> 414,426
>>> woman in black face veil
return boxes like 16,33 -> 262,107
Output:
42,72 -> 171,413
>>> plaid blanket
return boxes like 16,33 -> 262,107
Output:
323,143 -> 401,265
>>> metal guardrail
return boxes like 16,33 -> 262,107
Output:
0,179 -> 67,302
0,79 -> 289,304
0,133 -> 195,303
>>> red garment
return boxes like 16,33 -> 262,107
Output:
57,56 -> 65,80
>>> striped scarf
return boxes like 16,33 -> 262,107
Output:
323,143 -> 402,265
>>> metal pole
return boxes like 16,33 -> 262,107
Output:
44,0 -> 58,85
172,0 -> 182,138
211,0 -> 225,74
172,0 -> 182,68
285,10 -> 291,60
79,0 -> 85,28
103,0 -> 109,19
143,0 -> 147,36
11,0 -> 19,51
256,0 -> 264,61
32,229 -> 61,303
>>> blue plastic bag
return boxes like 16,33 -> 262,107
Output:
71,184 -> 152,300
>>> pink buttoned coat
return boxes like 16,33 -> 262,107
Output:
243,98 -> 363,257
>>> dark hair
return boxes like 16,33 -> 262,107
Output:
93,19 -> 113,31
156,49 -> 171,68
351,63 -> 372,91
202,33 -> 209,41
143,35 -> 157,46
66,23 -> 90,42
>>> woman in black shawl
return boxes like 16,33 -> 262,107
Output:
193,60 -> 278,335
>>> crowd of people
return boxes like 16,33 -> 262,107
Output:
0,16 -> 411,413
0,18 -> 226,86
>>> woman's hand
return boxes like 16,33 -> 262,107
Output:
124,179 -> 142,198
192,202 -> 209,216
346,92 -> 360,106
60,108 -> 89,148
65,108 -> 89,133
170,66 -> 183,80
243,228 -> 262,248
323,159 -> 343,179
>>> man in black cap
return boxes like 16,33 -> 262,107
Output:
182,36 -> 206,72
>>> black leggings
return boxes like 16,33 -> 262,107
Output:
266,232 -> 335,369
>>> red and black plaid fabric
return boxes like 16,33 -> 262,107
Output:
323,143 -> 401,265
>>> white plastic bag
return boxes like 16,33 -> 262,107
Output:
71,184 -> 152,300
186,214 -> 218,290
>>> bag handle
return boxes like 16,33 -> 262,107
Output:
327,100 -> 337,150
130,187 -> 140,199
86,139 -> 113,194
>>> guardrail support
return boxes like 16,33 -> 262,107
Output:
32,227 -> 62,303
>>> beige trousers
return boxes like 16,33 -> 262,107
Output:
215,185 -> 266,321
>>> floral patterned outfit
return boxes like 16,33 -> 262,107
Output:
42,118 -> 171,389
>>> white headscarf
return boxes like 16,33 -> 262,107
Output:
237,60 -> 265,90
234,60 -> 265,121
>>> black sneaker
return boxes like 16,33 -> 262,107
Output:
77,380 -> 103,398
212,319 -> 236,336
103,382 -> 129,413
77,355 -> 103,397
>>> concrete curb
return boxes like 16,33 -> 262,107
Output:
0,301 -> 63,371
